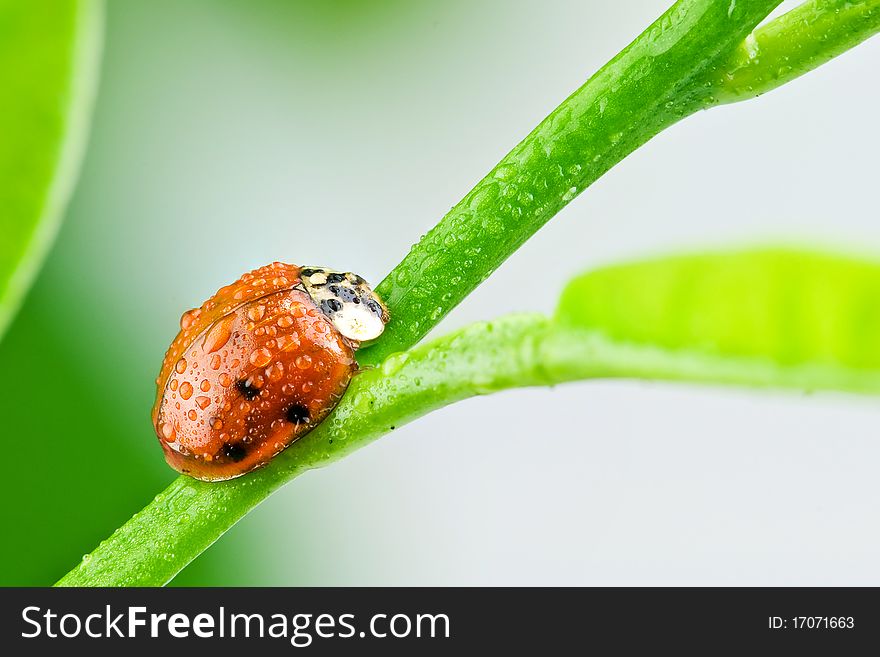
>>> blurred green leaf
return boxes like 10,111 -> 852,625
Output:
0,0 -> 103,342
554,248 -> 880,394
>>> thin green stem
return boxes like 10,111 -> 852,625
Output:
58,0 -> 880,586
58,316 -> 557,586
710,0 -> 880,104
359,0 -> 880,367
357,0 -> 782,366
58,309 -> 880,586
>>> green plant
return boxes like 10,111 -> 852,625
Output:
44,0 -> 880,585
0,0 -> 102,342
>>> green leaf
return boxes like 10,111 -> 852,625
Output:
555,248 -> 880,394
0,0 -> 103,341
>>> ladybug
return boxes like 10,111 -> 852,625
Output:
152,262 -> 388,481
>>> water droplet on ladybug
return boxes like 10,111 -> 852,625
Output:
247,305 -> 266,322
180,309 -> 200,330
202,316 -> 234,354
266,361 -> 284,382
249,347 -> 273,368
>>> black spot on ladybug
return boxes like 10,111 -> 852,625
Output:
300,268 -> 318,278
329,284 -> 358,303
223,443 -> 247,462
286,404 -> 310,425
236,379 -> 260,400
365,298 -> 383,317
326,273 -> 345,284
320,298 -> 343,314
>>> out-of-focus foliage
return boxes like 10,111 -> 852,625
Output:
0,0 -> 102,342
559,249 -> 880,373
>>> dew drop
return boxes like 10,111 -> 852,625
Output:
381,352 -> 409,376
277,334 -> 300,352
203,316 -> 234,354
161,422 -> 176,442
266,361 -> 285,382
196,396 -> 211,410
180,309 -> 200,330
250,347 -> 273,367
295,354 -> 312,370
353,391 -> 374,411
200,379 -> 211,392
179,381 -> 193,400
175,358 -> 187,374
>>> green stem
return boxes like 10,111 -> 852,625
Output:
58,0 -> 880,586
58,310 -> 880,585
710,0 -> 880,104
357,0 -> 782,366
58,316 -> 556,586
359,0 -> 880,367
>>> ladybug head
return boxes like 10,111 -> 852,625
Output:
300,267 -> 389,344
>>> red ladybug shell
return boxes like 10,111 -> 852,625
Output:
152,262 -> 360,481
